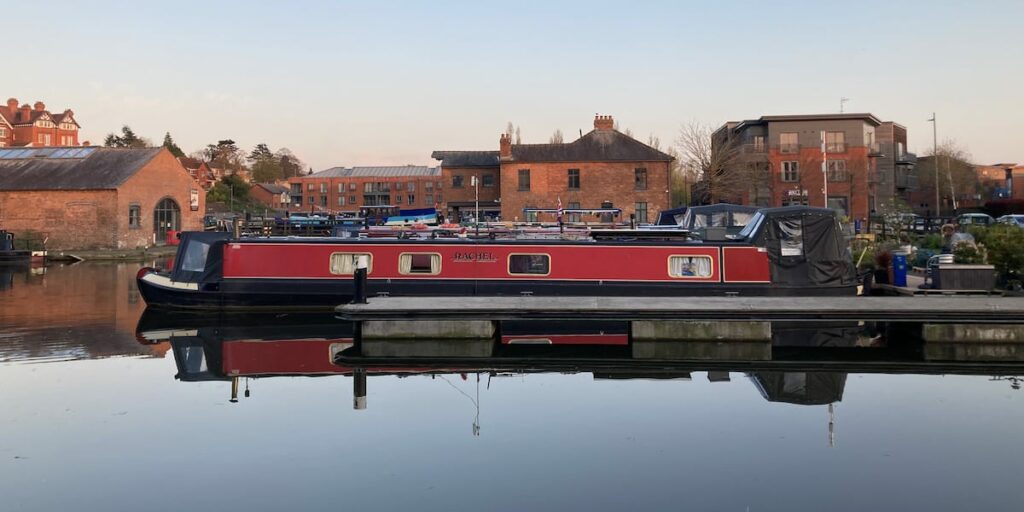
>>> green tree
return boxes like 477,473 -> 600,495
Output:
104,126 -> 150,148
247,143 -> 282,182
162,132 -> 184,157
276,147 -> 304,179
206,174 -> 252,212
205,139 -> 243,170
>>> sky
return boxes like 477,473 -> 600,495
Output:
6,0 -> 1023,170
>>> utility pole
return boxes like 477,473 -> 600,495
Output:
839,97 -> 849,113
821,130 -> 829,208
928,113 -> 939,217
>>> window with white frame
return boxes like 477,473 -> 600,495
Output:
329,253 -> 372,275
826,160 -> 848,182
668,255 -> 713,278
781,161 -> 799,182
398,253 -> 441,275
780,132 -> 799,153
825,131 -> 845,153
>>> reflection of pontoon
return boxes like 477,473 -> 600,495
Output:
138,206 -> 858,310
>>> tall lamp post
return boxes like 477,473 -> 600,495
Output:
472,175 -> 480,236
927,113 -> 939,217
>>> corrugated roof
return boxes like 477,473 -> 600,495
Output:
0,147 -> 163,190
310,166 -> 441,178
430,150 -> 500,168
255,183 -> 289,194
508,129 -> 674,163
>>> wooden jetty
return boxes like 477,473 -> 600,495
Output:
337,296 -> 1024,323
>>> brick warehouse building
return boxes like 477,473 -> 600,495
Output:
286,166 -> 443,214
0,98 -> 80,147
435,115 -> 674,223
0,147 -> 203,249
714,113 -> 916,221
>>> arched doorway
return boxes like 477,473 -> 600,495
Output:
153,197 -> 181,244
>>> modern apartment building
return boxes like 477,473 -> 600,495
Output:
286,166 -> 443,214
714,113 -> 916,220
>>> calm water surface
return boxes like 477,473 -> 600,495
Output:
1,262 -> 1022,511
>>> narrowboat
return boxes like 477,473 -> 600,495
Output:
137,206 -> 858,310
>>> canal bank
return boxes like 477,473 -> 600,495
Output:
46,245 -> 178,263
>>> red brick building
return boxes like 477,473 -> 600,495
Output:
430,151 -> 500,221
0,97 -> 80,147
715,113 -> 916,221
0,147 -> 203,249
434,115 -> 674,223
286,166 -> 443,214
251,183 -> 291,211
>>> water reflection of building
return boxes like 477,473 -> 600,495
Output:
0,263 -> 166,362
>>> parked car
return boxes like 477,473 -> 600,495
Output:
956,213 -> 995,227
996,214 -> 1024,227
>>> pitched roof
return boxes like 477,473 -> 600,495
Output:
0,147 -> 164,190
430,150 -> 500,168
255,183 -> 289,194
507,129 -> 674,163
177,156 -> 203,170
309,166 -> 441,178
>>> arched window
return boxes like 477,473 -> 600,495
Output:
153,197 -> 181,243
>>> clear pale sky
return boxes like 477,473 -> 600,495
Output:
6,0 -> 1022,170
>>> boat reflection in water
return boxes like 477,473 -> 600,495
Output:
137,310 -> 1024,419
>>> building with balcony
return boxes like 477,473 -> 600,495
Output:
286,166 -> 443,214
714,113 -> 916,220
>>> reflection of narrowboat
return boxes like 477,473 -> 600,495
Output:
138,206 -> 857,310
0,230 -> 31,266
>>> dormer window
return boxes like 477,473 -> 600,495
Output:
59,122 -> 76,130
36,119 -> 55,129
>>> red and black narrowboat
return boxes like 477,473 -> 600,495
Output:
137,206 -> 858,310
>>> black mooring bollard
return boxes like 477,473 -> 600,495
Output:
353,368 -> 367,410
352,267 -> 367,304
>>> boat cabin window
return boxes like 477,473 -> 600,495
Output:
779,218 -> 804,256
180,240 -> 211,272
329,252 -> 373,275
508,254 -> 550,275
399,253 -> 441,275
668,255 -> 713,278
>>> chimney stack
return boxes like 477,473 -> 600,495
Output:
19,104 -> 31,122
33,101 -> 45,112
500,133 -> 512,158
594,114 -> 614,131
6,98 -> 17,117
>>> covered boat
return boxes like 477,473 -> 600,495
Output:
137,206 -> 858,310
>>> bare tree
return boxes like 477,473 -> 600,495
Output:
514,126 -> 521,144
677,121 -> 745,204
549,129 -> 564,144
916,139 -> 978,211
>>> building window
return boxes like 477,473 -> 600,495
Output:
567,169 -> 580,190
338,183 -> 345,193
399,253 -> 442,275
635,202 -> 648,223
396,195 -> 403,203
825,131 -> 845,153
0,127 -> 7,137
752,135 -> 766,152
308,196 -> 315,204
508,254 -> 550,275
321,196 -> 327,207
436,193 -> 443,203
395,182 -> 404,192
426,194 -> 434,205
329,253 -> 373,275
782,161 -> 799,182
668,256 -> 713,278
568,201 -> 581,223
349,183 -> 357,191
634,168 -> 648,190
320,183 -> 327,193
425,181 -> 434,191
826,160 -> 848,182
307,183 -> 315,191
407,181 -> 415,192
518,169 -> 531,191
408,194 -> 415,205
780,132 -> 799,153
452,175 -> 464,188
482,174 -> 494,187
364,182 -> 373,193
349,195 -> 356,204
128,204 -> 141,229
338,196 -> 346,206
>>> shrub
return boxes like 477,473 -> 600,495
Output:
983,225 -> 1024,288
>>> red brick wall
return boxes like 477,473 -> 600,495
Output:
768,146 -> 872,220
442,167 -> 500,204
251,185 -> 288,210
116,149 -> 205,248
499,160 -> 671,223
0,189 -> 118,249
287,175 -> 444,214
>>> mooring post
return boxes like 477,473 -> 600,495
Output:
353,369 -> 367,410
230,376 -> 239,403
352,255 -> 368,304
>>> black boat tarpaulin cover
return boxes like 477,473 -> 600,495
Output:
762,207 -> 856,287
750,372 -> 847,405
170,231 -> 231,284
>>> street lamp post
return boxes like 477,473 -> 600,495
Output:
927,113 -> 939,217
472,175 -> 480,236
